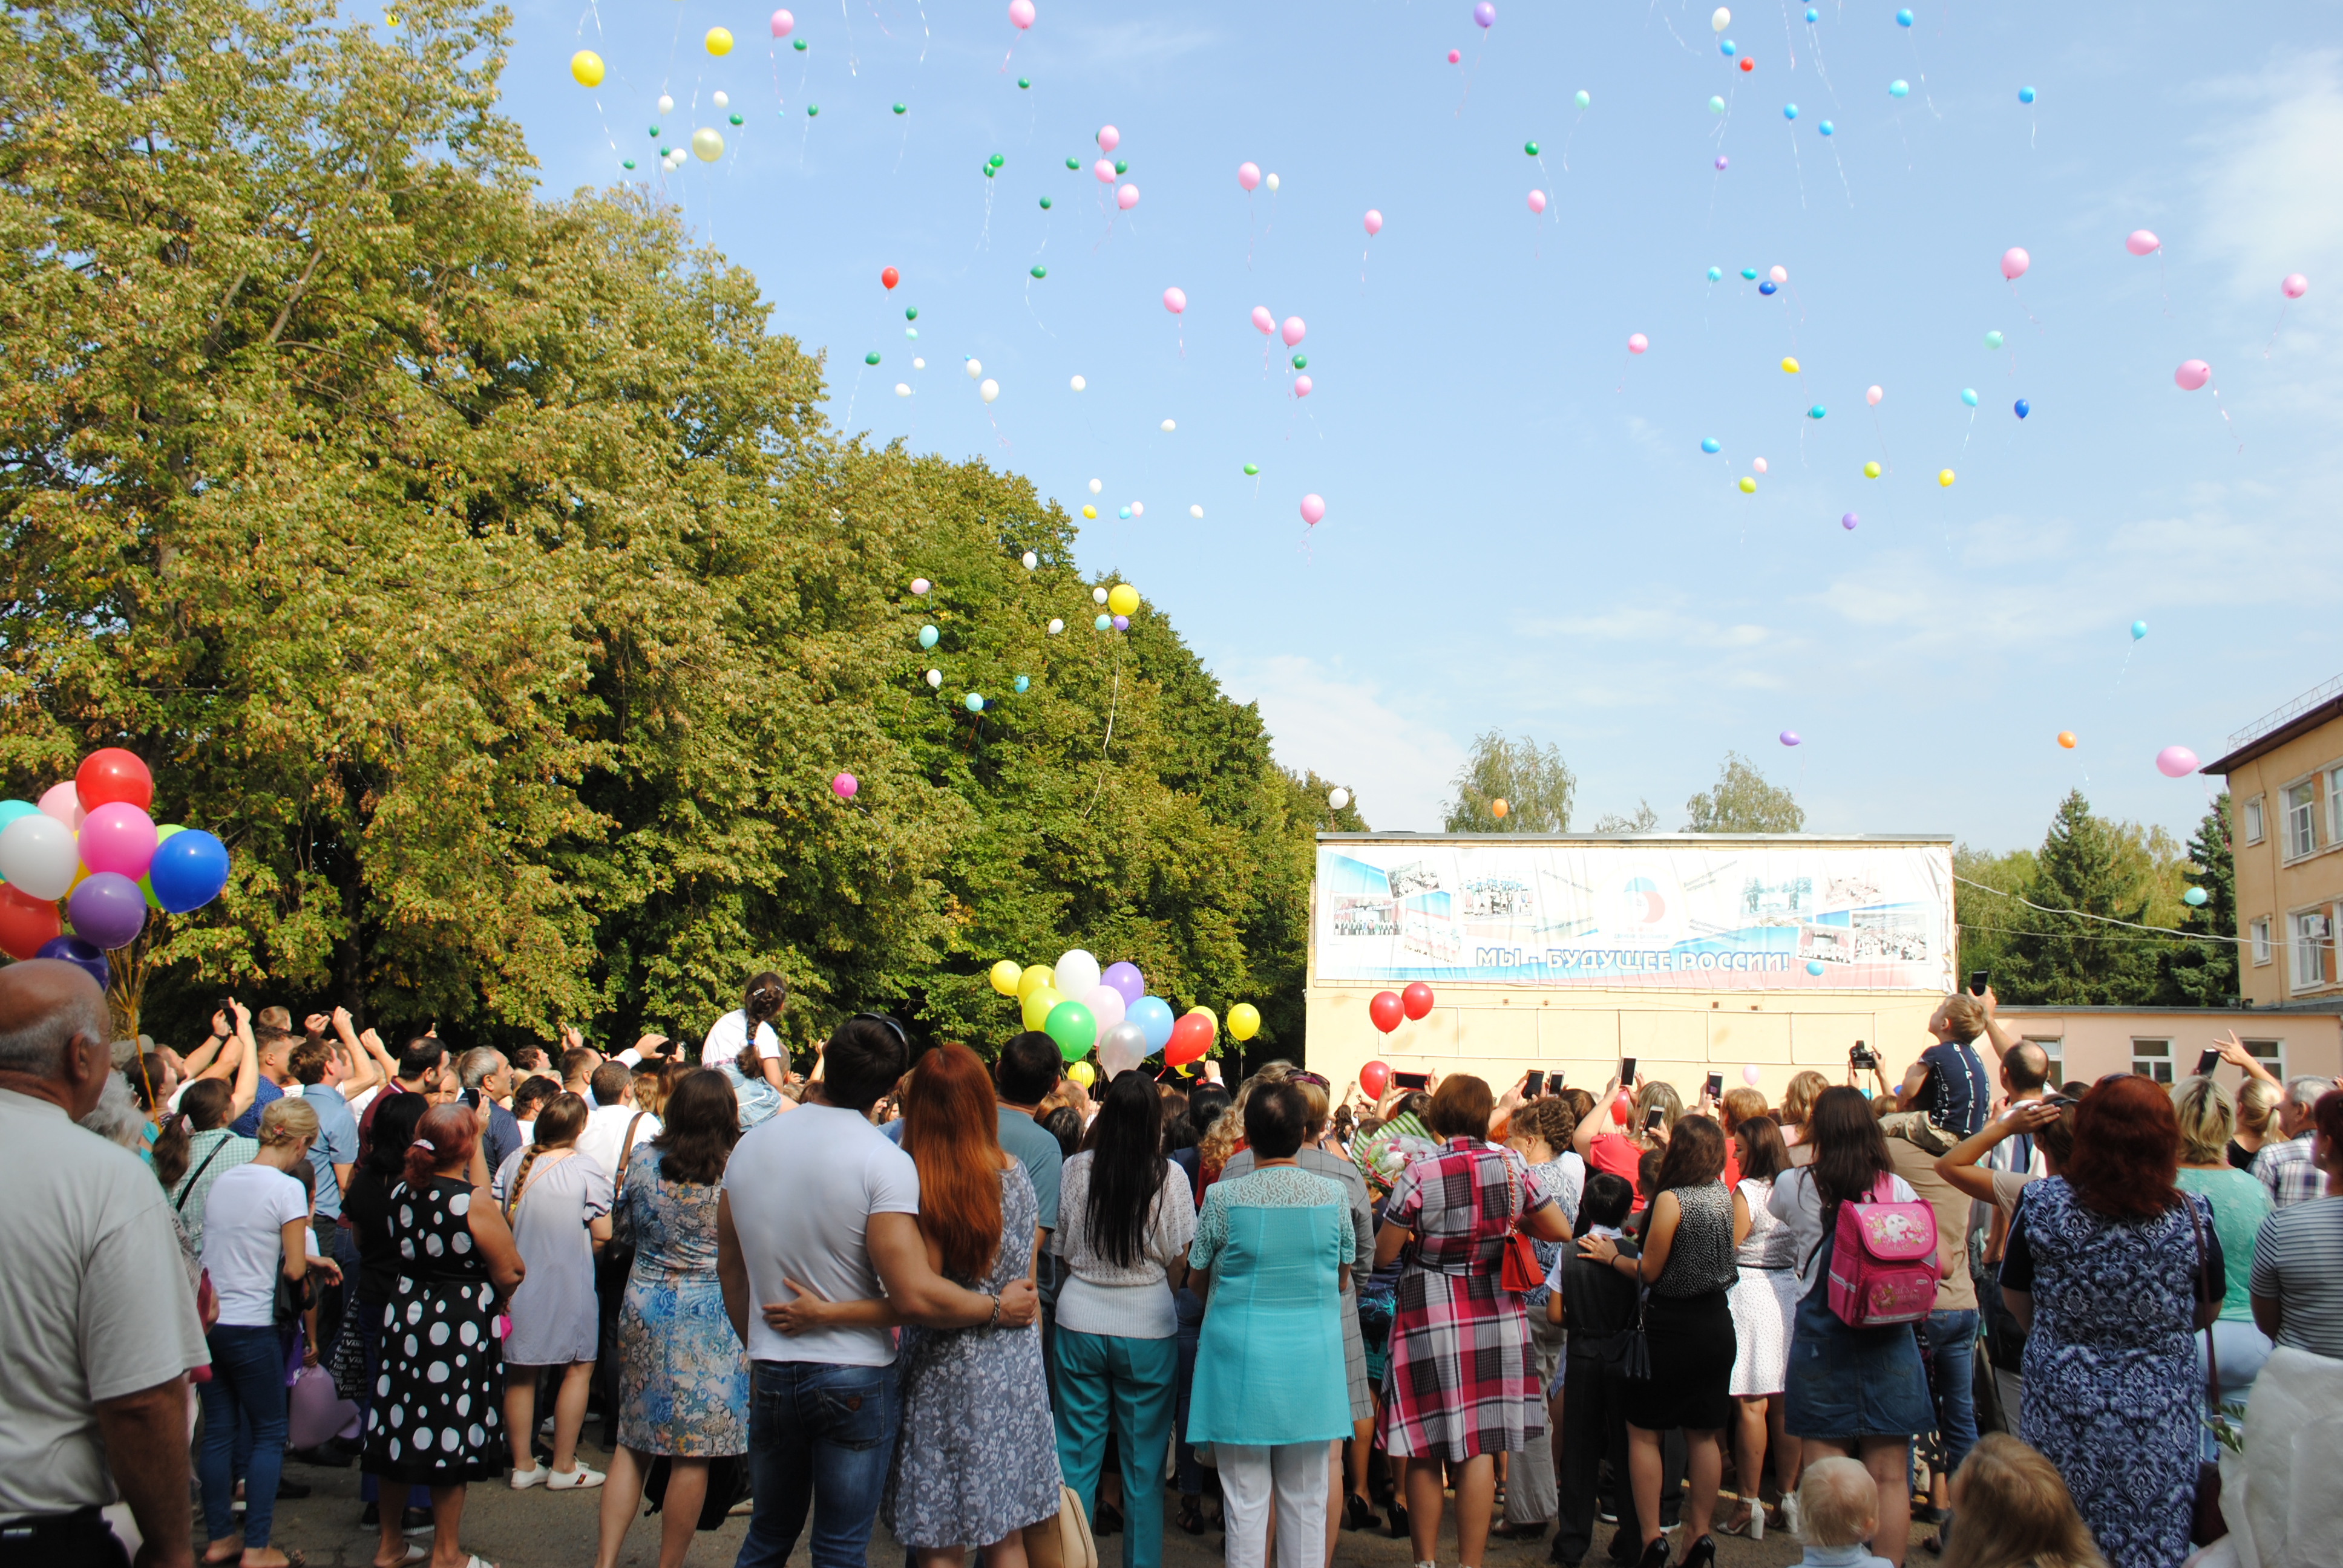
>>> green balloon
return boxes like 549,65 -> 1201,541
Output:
1113,159 -> 1127,175
1575,89 -> 1590,108
807,103 -> 819,116
1984,330 -> 2005,350
1066,156 -> 1078,169
1018,76 -> 1031,88
1038,195 -> 1052,209
791,36 -> 806,48
1524,140 -> 1540,155
893,102 -> 907,114
989,153 -> 1004,166
1291,353 -> 1307,370
729,114 -> 742,125
622,159 -> 635,169
983,165 -> 995,177
1242,463 -> 1259,475
905,306 -> 918,319
1030,265 -> 1046,278
1044,999 -> 1098,1061
648,125 -> 660,136
864,351 -> 880,365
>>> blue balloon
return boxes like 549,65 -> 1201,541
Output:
1700,437 -> 1721,454
1804,959 -> 1826,976
1818,120 -> 1835,136
1783,103 -> 1798,120
964,692 -> 985,713
2018,85 -> 2036,104
2131,620 -> 2148,641
0,799 -> 37,844
1014,675 -> 1030,693
1093,613 -> 1113,632
2183,886 -> 2209,907
1889,79 -> 1910,97
36,935 -> 108,990
1758,279 -> 1778,295
917,624 -> 939,649
1807,404 -> 1827,420
2014,398 -> 2030,419
1116,506 -> 1132,520
1896,7 -> 1913,24
1961,388 -> 1979,408
147,828 -> 229,914
1719,37 -> 1737,56
1706,266 -> 1722,281
1128,995 -> 1176,1051
1804,5 -> 1817,18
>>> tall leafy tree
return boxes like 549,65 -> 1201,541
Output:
2154,794 -> 2239,1005
1443,731 -> 1575,832
1997,792 -> 2159,1005
1683,753 -> 1805,832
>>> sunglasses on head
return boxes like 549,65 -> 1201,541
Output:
1290,1071 -> 1330,1090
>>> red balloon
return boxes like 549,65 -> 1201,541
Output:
1610,1089 -> 1634,1126
1360,1059 -> 1391,1098
0,883 -> 61,961
1368,990 -> 1404,1034
1165,1012 -> 1213,1066
1401,981 -> 1435,1020
881,266 -> 900,290
76,748 -> 154,813
1738,55 -> 1754,71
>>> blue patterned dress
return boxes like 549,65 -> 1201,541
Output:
614,1146 -> 750,1455
2001,1178 -> 2221,1568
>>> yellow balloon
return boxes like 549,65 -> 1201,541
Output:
691,126 -> 725,162
1021,987 -> 1065,1032
1106,583 -> 1139,617
1185,1005 -> 1218,1043
569,49 -> 606,87
1738,476 -> 1757,494
705,25 -> 734,54
1017,963 -> 1055,1000
1227,1002 -> 1261,1042
989,959 -> 1023,996
1067,1060 -> 1097,1087
1863,460 -> 1882,479
1081,505 -> 1096,519
1780,356 -> 1800,374
1938,468 -> 1956,487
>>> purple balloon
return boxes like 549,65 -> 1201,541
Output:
1779,730 -> 1802,747
1102,961 -> 1145,1005
1472,0 -> 1495,25
1840,512 -> 1858,530
1112,614 -> 1130,632
35,934 -> 108,990
1714,154 -> 1729,171
68,871 -> 147,951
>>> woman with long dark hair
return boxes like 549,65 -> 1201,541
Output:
1722,1115 -> 1800,1538
1999,1075 -> 2220,1568
1767,1087 -> 1934,1568
1576,1115 -> 1748,1567
342,1091 -> 433,1534
494,1091 -> 613,1491
593,1069 -> 751,1568
1051,1071 -> 1196,1568
700,971 -> 792,1128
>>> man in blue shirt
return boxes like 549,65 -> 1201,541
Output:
226,1027 -> 300,1138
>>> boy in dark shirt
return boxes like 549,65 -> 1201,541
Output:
1548,1172 -> 1643,1568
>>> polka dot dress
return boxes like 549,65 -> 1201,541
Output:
359,1175 -> 508,1484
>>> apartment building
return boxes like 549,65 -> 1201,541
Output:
2205,675 -> 2343,1006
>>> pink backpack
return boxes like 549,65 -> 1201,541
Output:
1825,1175 -> 1939,1327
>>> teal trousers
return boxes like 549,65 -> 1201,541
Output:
1054,1327 -> 1179,1568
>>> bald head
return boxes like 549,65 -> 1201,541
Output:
2002,1040 -> 2051,1095
0,960 -> 115,1118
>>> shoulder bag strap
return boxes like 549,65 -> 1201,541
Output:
2183,1194 -> 2220,1419
174,1135 -> 233,1214
615,1111 -> 647,1191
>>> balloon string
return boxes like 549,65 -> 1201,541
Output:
2006,279 -> 2042,333
1775,0 -> 1797,69
1081,645 -> 1123,822
1246,192 -> 1254,270
2209,381 -> 2243,453
1906,33 -> 1940,119
1807,23 -> 1841,109
1561,109 -> 1584,174
843,364 -> 863,426
976,177 -> 993,252
1786,125 -> 1807,211
837,0 -> 857,76
2264,301 -> 2289,358
2159,249 -> 2172,319
1829,143 -> 1855,207
1959,405 -> 1974,454
1455,39 -> 1483,118
1872,407 -> 1892,472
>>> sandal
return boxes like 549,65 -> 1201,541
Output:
1176,1497 -> 1206,1536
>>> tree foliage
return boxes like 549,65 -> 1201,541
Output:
1994,792 -> 2163,1005
1590,800 -> 1660,834
0,0 -> 1349,1059
1683,753 -> 1805,833
1443,731 -> 1575,833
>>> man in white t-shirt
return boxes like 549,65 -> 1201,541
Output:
719,1015 -> 1040,1568
577,1061 -> 660,1175
0,959 -> 208,1568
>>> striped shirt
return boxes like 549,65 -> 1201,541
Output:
2249,1195 -> 2343,1357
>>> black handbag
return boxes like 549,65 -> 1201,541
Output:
1620,1287 -> 1653,1380
643,1452 -> 752,1530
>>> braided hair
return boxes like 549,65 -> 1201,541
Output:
504,1092 -> 589,1217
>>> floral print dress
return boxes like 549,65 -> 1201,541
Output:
614,1146 -> 750,1456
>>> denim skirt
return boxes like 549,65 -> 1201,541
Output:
1782,1271 -> 1931,1442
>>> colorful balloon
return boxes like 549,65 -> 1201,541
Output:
36,935 -> 106,990
1280,316 -> 1306,347
145,827 -> 229,913
1701,437 -> 1721,454
1840,512 -> 1858,530
1863,461 -> 1881,478
1165,1011 -> 1213,1067
2018,85 -> 2036,103
0,812 -> 76,899
1228,1003 -> 1261,1042
1238,162 -> 1261,191
1895,7 -> 1912,22
1299,494 -> 1326,525
989,959 -> 1024,996
1527,190 -> 1547,213
1806,959 -> 1826,976
1162,286 -> 1186,314
1576,89 -> 1591,108
1020,985 -> 1064,1032
1097,1020 -> 1150,1077
1961,388 -> 1979,407
0,884 -> 61,961
1627,333 -> 1648,354
2014,399 -> 2030,418
1938,469 -> 1955,487
2000,247 -> 2031,281
1016,963 -> 1055,1001
1044,999 -> 1096,1060
1101,961 -> 1145,1005
1129,994 -> 1175,1050
1107,583 -> 1139,616
2126,230 -> 2161,257
1401,981 -> 1435,1019
570,50 -> 605,87
1008,0 -> 1034,25
1360,1059 -> 1391,1097
77,802 -> 158,879
980,378 -> 1000,403
770,8 -> 794,33
1490,799 -> 1509,818
1780,731 -> 1801,747
1116,184 -> 1139,211
1368,991 -> 1404,1034
1096,125 -> 1119,152
1889,79 -> 1910,97
1743,1063 -> 1765,1086
1866,386 -> 1883,406
1781,356 -> 1800,373
704,26 -> 733,54
2284,273 -> 2309,299
38,782 -> 82,830
1473,1 -> 1496,26
1738,476 -> 1757,494
1448,48 -> 1462,63
1984,330 -> 2004,350
1054,948 -> 1102,999
1328,788 -> 1350,811
1710,7 -> 1730,30
1293,376 -> 1312,397
1363,209 -> 1383,236
2174,359 -> 2210,391
2156,746 -> 2199,779
2183,886 -> 2209,908
1783,102 -> 1798,120
691,127 -> 724,162
67,872 -> 144,950
2057,732 -> 2077,749
1250,305 -> 1274,335
1093,158 -> 1114,183
76,748 -> 154,812
831,772 -> 858,799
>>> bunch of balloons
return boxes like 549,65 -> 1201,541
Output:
0,749 -> 232,981
986,948 -> 1259,1071
1366,980 -> 1436,1035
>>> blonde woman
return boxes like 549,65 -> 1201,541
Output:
494,1092 -> 615,1491
1776,1071 -> 1829,1162
1574,1076 -> 1682,1212
1936,1434 -> 2108,1568
2172,1074 -> 2275,1449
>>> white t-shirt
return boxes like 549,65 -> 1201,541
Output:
0,1089 -> 209,1517
346,1083 -> 384,1120
723,1104 -> 920,1366
700,1010 -> 783,1073
200,1163 -> 313,1327
1768,1165 -> 1919,1297
577,1102 -> 660,1179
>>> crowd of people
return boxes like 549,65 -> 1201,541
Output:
6,956 -> 2343,1568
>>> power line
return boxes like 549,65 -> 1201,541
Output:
1953,875 -> 2241,946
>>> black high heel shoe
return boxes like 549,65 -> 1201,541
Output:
1633,1535 -> 1671,1568
1342,1492 -> 1376,1531
1674,1534 -> 1718,1568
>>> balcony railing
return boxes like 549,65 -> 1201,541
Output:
2230,673 -> 2343,750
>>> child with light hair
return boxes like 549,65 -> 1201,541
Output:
1936,1434 -> 2108,1568
1792,1457 -> 1893,1568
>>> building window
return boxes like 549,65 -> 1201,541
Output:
2332,769 -> 2343,846
2291,907 -> 2333,991
2024,1036 -> 2063,1086
2244,797 -> 2264,845
2286,780 -> 2319,858
2131,1039 -> 2174,1083
2252,918 -> 2273,965
2243,1038 -> 2285,1079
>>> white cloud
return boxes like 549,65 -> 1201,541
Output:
1212,653 -> 1464,832
2195,53 -> 2343,308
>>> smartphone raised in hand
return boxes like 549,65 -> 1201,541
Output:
1969,970 -> 1990,996
1548,1067 -> 1565,1094
2195,1048 -> 2220,1076
1643,1108 -> 1666,1132
1619,1057 -> 1637,1085
1522,1070 -> 1545,1099
1392,1071 -> 1430,1091
1705,1071 -> 1725,1101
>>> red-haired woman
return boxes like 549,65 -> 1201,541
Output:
1999,1074 -> 2223,1568
362,1101 -> 526,1568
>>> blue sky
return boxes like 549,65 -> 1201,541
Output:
493,0 -> 2342,848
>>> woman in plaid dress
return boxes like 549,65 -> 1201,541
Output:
1374,1076 -> 1573,1568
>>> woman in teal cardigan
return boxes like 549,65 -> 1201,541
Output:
1187,1080 -> 1355,1568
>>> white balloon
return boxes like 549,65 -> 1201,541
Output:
1709,7 -> 1729,31
1129,501 -> 1144,517
909,578 -> 931,595
1093,586 -> 1109,604
979,378 -> 999,403
1160,419 -> 1176,432
712,90 -> 729,108
657,94 -> 675,114
1081,983 -> 1126,1034
1089,479 -> 1102,494
1190,505 -> 1204,518
1097,1019 -> 1149,1078
965,358 -> 983,380
1053,948 -> 1102,1000
1265,172 -> 1279,191
894,382 -> 911,396
1069,374 -> 1086,391
0,813 -> 77,900
1328,788 -> 1351,811
1021,550 -> 1038,569
925,668 -> 942,688
1047,618 -> 1065,634
913,357 -> 926,370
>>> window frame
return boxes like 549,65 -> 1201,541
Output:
2240,1037 -> 2286,1079
2251,916 -> 2273,967
2289,903 -> 2335,993
2242,795 -> 2265,846
2130,1037 -> 2174,1084
2022,1034 -> 2063,1086
2284,776 -> 2321,861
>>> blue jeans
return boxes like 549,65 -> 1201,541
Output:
738,1359 -> 901,1568
1917,1308 -> 1980,1478
198,1325 -> 288,1549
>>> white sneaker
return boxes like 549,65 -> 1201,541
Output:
509,1462 -> 548,1490
547,1462 -> 606,1491
1779,1492 -> 1802,1539
539,1416 -> 557,1434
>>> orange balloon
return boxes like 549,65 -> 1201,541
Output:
2056,731 -> 2076,749
1491,799 -> 1510,819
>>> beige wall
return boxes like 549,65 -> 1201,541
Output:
2221,713 -> 2343,1007
1988,1007 -> 2342,1088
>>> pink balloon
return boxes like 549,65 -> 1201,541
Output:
1250,305 -> 1274,335
1299,494 -> 1326,525
1162,286 -> 1186,314
2156,746 -> 2199,779
2000,246 -> 2031,281
1526,189 -> 1547,214
1080,983 -> 1126,1033
1447,47 -> 1461,62
38,781 -> 82,831
1752,457 -> 1768,474
1116,183 -> 1139,211
1095,125 -> 1119,152
1293,375 -> 1312,397
2174,359 -> 2211,391
1741,1063 -> 1763,1086
2283,273 -> 2309,300
2125,229 -> 2160,257
1237,162 -> 1260,192
1280,316 -> 1305,347
1866,385 -> 1883,406
830,772 -> 859,799
1363,209 -> 1383,236
1007,0 -> 1034,27
769,7 -> 793,34
77,801 -> 158,879
1092,158 -> 1114,183
1627,333 -> 1648,354
1768,265 -> 1787,284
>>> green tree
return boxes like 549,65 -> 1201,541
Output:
2154,794 -> 2239,1005
1997,792 -> 2159,1005
1443,731 -> 1575,832
1953,843 -> 2037,984
1591,800 -> 1661,834
1683,753 -> 1805,832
